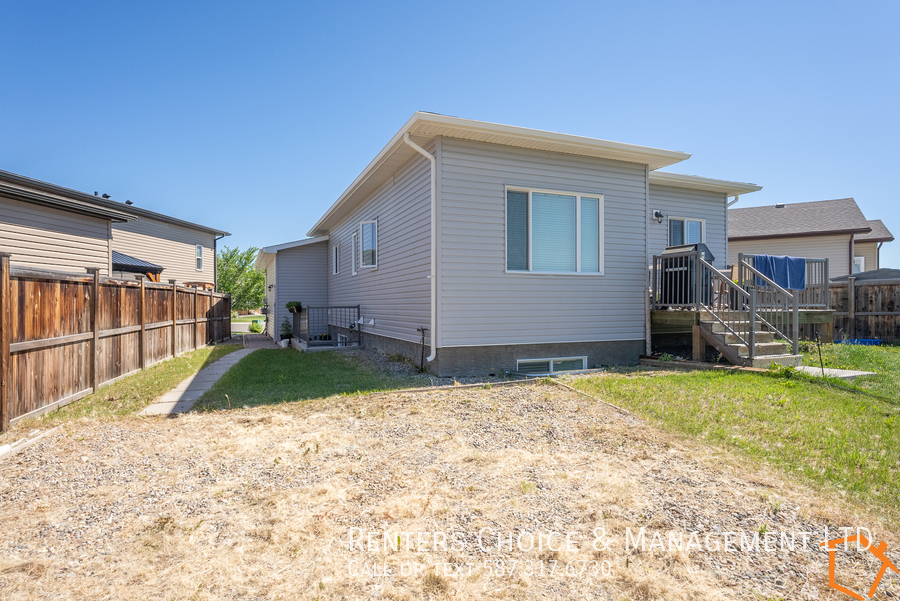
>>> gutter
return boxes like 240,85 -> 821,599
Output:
402,133 -> 437,362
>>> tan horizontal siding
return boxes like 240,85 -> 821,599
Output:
728,234 -> 851,277
112,216 -> 216,284
438,137 -> 648,348
854,242 -> 879,272
0,196 -> 110,274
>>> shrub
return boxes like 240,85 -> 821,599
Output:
248,321 -> 263,334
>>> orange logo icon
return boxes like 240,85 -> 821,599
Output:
820,534 -> 898,600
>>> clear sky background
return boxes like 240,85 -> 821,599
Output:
1,1 -> 898,267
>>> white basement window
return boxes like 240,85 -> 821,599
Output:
507,188 -> 603,274
195,244 -> 203,271
668,217 -> 704,246
333,244 -> 340,275
360,220 -> 377,268
516,356 -> 588,374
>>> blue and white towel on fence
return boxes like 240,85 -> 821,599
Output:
753,255 -> 806,290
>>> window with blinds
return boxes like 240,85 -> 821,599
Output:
668,218 -> 704,246
360,221 -> 377,267
506,188 -> 603,274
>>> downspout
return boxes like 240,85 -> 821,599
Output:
849,233 -> 855,275
877,241 -> 883,270
214,234 -> 226,291
403,133 -> 437,362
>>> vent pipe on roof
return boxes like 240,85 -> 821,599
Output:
775,203 -> 785,208
403,132 -> 437,363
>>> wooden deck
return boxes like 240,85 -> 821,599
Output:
651,309 -> 835,342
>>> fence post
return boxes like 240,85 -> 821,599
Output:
0,253 -> 10,432
193,286 -> 198,350
139,276 -> 146,370
693,250 -> 702,311
824,259 -> 830,309
169,279 -> 177,358
88,267 -> 101,392
848,276 -> 856,340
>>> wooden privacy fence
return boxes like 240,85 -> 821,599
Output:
830,277 -> 900,343
0,254 -> 231,430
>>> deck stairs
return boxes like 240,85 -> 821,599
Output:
698,313 -> 802,368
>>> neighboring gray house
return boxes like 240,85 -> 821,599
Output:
0,169 -> 229,285
728,198 -> 894,277
260,113 -> 761,375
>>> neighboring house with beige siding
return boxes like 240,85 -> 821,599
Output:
0,170 -> 135,274
0,169 -> 230,285
259,113 -> 761,376
728,198 -> 894,278
110,206 -> 228,285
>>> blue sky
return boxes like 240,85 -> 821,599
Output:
2,1 -> 898,267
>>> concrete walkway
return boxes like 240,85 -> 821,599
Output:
242,333 -> 281,349
139,348 -> 257,416
795,365 -> 878,381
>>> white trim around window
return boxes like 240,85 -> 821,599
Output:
360,220 -> 378,268
516,356 -> 588,374
332,243 -> 340,275
351,231 -> 359,275
195,244 -> 203,271
505,186 -> 604,275
667,216 -> 706,246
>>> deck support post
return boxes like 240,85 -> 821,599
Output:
748,287 -> 757,362
692,324 -> 705,362
88,268 -> 101,393
792,293 -> 800,355
0,253 -> 11,432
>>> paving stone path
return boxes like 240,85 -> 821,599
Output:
138,348 -> 257,416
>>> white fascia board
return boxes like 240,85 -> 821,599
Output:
650,171 -> 762,196
260,235 -> 330,254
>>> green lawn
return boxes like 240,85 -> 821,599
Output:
231,314 -> 265,323
800,341 -> 899,400
569,360 -> 900,518
195,349 -> 417,410
6,343 -> 242,435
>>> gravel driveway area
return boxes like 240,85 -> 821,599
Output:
1,382 -> 897,600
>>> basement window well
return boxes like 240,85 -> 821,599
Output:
516,357 -> 588,374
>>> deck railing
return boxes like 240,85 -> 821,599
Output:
293,305 -> 361,347
651,250 -> 801,359
738,254 -> 829,309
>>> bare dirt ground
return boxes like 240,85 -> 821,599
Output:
1,381 -> 898,600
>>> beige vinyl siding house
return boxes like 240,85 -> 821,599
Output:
728,199 -> 893,278
111,215 -> 218,284
263,113 -> 761,375
0,170 -> 136,274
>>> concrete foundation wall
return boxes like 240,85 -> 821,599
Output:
433,340 -> 645,377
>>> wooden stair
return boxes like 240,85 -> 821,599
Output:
698,316 -> 802,369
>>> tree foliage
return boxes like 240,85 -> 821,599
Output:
217,246 -> 265,312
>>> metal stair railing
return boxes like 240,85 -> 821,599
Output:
696,257 -> 753,355
736,260 -> 800,356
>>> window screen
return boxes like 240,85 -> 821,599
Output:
531,193 -> 576,272
669,219 -> 684,246
361,222 -> 377,267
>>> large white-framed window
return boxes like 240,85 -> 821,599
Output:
360,220 -> 377,268
352,231 -> 359,275
332,243 -> 340,275
506,187 -> 603,274
195,244 -> 203,271
668,217 -> 705,246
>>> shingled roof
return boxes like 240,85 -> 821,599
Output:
728,198 -> 872,240
856,219 -> 894,243
112,250 -> 163,273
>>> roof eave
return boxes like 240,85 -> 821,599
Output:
0,182 -> 137,222
649,171 -> 762,196
307,112 -> 692,237
729,228 -> 873,241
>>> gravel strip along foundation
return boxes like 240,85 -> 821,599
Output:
1,382 -> 897,600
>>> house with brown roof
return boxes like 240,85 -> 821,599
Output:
727,198 -> 894,277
